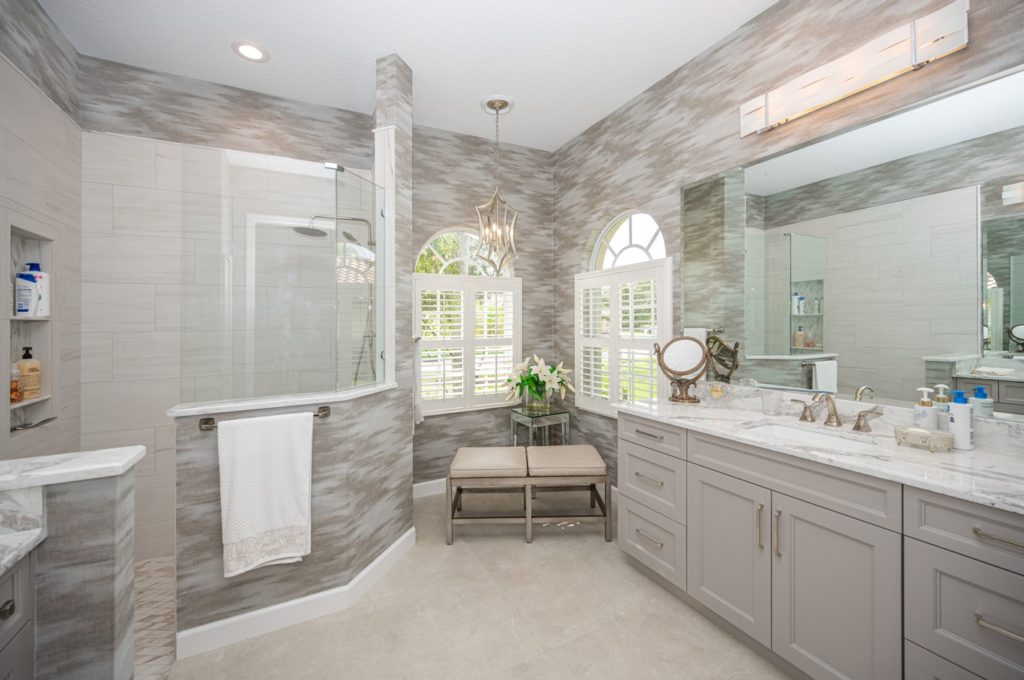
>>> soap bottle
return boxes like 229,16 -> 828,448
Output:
14,272 -> 37,317
793,326 -> 805,348
792,293 -> 801,315
23,263 -> 49,317
970,385 -> 995,418
9,364 -> 21,403
913,387 -> 937,430
948,390 -> 973,450
17,348 -> 41,400
933,384 -> 951,431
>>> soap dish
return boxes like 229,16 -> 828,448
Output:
894,427 -> 954,453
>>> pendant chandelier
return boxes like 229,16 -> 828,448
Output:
475,97 -> 518,275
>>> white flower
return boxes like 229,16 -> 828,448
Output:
540,370 -> 560,394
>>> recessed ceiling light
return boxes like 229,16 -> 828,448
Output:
231,42 -> 269,63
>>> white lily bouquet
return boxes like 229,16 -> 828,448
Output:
506,355 -> 574,414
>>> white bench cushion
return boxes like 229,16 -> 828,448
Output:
527,445 -> 606,477
450,447 -> 527,478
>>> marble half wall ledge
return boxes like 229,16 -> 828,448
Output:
167,382 -> 400,418
0,446 -> 146,491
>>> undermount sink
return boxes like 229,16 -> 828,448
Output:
743,423 -> 876,453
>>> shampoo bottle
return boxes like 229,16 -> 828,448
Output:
949,390 -> 973,451
14,272 -> 37,317
913,387 -> 937,430
16,347 -> 40,401
970,385 -> 995,418
24,263 -> 49,317
933,384 -> 951,431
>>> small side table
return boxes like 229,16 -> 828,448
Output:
510,407 -> 569,446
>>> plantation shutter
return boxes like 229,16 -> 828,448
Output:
574,258 -> 672,417
415,274 -> 521,414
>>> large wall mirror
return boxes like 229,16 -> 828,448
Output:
682,69 -> 1024,407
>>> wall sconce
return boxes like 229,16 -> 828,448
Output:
739,0 -> 969,137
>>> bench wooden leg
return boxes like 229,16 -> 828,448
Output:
525,484 -> 533,543
590,484 -> 597,509
456,486 -> 463,512
604,477 -> 612,542
445,477 -> 454,545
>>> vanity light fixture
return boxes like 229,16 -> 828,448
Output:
739,0 -> 969,137
231,41 -> 270,63
474,97 -> 518,275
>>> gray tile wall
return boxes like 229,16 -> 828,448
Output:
35,473 -> 135,680
552,0 -> 1024,471
411,126 -> 555,482
0,0 -> 78,120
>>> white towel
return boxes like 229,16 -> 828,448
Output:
812,360 -> 838,393
218,412 -> 313,578
684,327 -> 708,344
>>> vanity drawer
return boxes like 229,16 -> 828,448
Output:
955,377 -> 997,399
906,538 -> 1024,680
0,555 -> 33,655
905,641 -> 983,680
999,380 -> 1024,407
687,431 -> 902,531
618,495 -> 686,590
618,438 -> 687,524
905,487 -> 1024,576
618,414 -> 686,459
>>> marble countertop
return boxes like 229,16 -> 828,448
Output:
0,528 -> 45,576
0,446 -> 146,492
168,382 -> 398,417
617,401 -> 1024,516
956,370 -> 1024,383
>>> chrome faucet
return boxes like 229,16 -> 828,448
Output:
812,393 -> 843,427
854,385 -> 874,401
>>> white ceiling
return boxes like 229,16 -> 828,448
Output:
745,70 -> 1024,196
40,0 -> 777,151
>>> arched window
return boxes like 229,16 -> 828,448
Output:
591,213 -> 666,270
415,229 -> 509,276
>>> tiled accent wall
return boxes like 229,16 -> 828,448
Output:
0,0 -> 79,120
410,126 -> 555,482
79,131 -> 181,559
0,54 -> 82,458
552,0 -> 1024,469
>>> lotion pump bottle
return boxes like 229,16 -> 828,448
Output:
913,388 -> 937,430
933,384 -> 951,431
970,385 -> 995,418
949,390 -> 973,450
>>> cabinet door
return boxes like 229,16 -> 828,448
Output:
687,464 -> 772,647
771,493 -> 901,680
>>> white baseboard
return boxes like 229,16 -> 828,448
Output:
176,527 -> 416,659
413,478 -> 446,498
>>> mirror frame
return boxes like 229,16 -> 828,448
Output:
654,336 -> 709,403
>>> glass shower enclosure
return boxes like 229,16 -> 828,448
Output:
179,146 -> 384,403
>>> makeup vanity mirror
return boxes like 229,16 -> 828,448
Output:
654,336 -> 708,403
681,69 -> 1024,407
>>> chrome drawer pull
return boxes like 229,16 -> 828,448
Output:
634,428 -> 664,442
635,528 -> 664,550
976,613 -> 1024,644
973,527 -> 1024,551
755,503 -> 764,550
772,510 -> 782,557
634,471 -> 665,487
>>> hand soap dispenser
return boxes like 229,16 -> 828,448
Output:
970,385 -> 994,417
933,384 -> 951,431
913,387 -> 937,430
949,390 -> 973,450
16,347 -> 41,400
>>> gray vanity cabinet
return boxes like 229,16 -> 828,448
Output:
0,555 -> 34,680
771,493 -> 902,680
686,464 -> 771,647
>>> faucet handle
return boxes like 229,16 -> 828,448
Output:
791,399 -> 816,422
853,406 -> 884,433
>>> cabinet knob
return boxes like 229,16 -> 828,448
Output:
0,599 -> 15,620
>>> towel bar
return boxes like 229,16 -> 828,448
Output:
198,405 -> 331,432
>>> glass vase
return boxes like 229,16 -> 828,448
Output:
523,389 -> 551,415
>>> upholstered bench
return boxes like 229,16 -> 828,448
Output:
446,445 -> 611,544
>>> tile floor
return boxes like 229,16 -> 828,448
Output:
162,492 -> 788,679
135,555 -> 177,680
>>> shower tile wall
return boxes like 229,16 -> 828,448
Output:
0,50 -> 82,459
80,132 -> 181,559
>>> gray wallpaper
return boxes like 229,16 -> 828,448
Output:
411,126 -> 555,482
0,0 -> 78,120
552,0 -> 1024,471
78,56 -> 374,170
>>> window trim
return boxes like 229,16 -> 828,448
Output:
590,212 -> 667,271
415,227 -> 513,277
414,273 -> 523,416
574,258 -> 673,418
